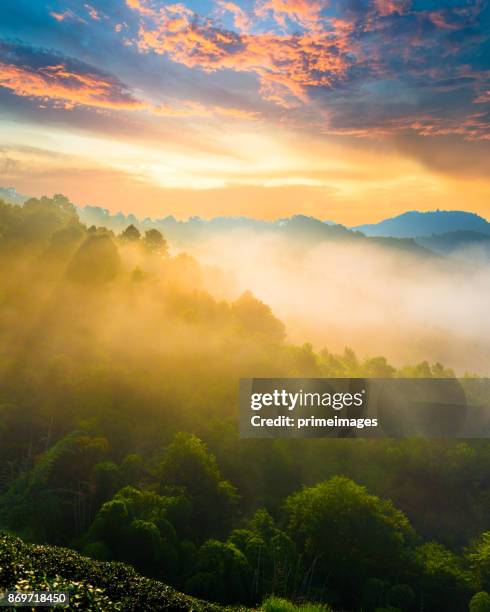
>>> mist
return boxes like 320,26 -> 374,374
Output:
184,230 -> 490,374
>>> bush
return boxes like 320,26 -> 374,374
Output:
261,596 -> 332,612
0,532 -> 236,611
385,584 -> 414,610
470,591 -> 490,612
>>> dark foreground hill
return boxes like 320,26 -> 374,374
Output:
0,532 -> 236,611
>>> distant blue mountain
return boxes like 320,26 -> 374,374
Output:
3,186 -> 490,248
78,207 -> 431,257
79,208 -> 352,244
0,187 -> 28,205
354,210 -> 490,238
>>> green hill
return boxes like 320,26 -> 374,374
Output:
0,532 -> 237,611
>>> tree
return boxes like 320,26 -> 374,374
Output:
0,432 -> 109,544
143,229 -> 168,256
185,539 -> 252,604
228,508 -> 298,600
385,584 -> 414,611
468,532 -> 490,591
284,476 -> 415,606
232,291 -> 285,344
416,542 -> 471,611
85,486 -> 187,579
127,519 -> 162,572
157,433 -> 238,540
67,234 -> 120,284
470,592 -> 490,612
363,356 -> 395,378
120,224 -> 141,242
119,454 -> 144,487
94,461 -> 119,506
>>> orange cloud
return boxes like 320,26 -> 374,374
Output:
475,91 -> 490,104
49,9 -> 86,23
322,113 -> 490,141
216,1 -> 250,33
255,0 -> 325,31
84,4 -> 101,21
50,11 -> 66,22
0,61 -> 145,110
427,10 -> 459,30
409,114 -> 490,141
130,2 -> 353,107
373,0 -> 411,17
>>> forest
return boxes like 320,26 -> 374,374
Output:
1,195 -> 490,611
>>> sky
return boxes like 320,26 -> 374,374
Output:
0,0 -> 489,223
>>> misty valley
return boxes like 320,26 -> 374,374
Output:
0,194 -> 490,611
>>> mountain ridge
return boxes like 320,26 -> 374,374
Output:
354,210 -> 490,238
2,187 -> 489,242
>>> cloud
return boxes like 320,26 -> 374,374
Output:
124,0 -> 490,139
216,1 -> 250,33
128,1 -> 353,108
155,99 -> 259,120
84,4 -> 101,21
49,9 -> 87,24
0,41 -> 145,111
255,0 -> 325,30
373,0 -> 411,17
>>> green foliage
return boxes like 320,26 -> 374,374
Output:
232,291 -> 285,344
284,476 -> 414,605
0,532 -> 228,611
470,591 -> 490,612
261,596 -> 332,612
143,228 -> 168,256
228,509 -> 298,600
0,432 -> 108,543
415,542 -> 472,611
1,193 -> 489,611
186,539 -> 252,604
385,584 -> 414,611
120,224 -> 141,242
84,485 -> 188,579
361,577 -> 389,611
156,433 -> 238,540
468,532 -> 490,591
119,453 -> 144,487
67,234 -> 121,284
14,574 -> 122,610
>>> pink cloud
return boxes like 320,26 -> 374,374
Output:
216,1 -> 250,33
373,0 -> 411,17
84,4 -> 101,21
255,0 -> 325,31
128,1 -> 353,107
0,61 -> 145,111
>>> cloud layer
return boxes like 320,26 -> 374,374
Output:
0,41 -> 144,111
126,0 -> 490,138
0,0 -> 489,220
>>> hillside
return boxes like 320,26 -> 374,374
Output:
77,207 -> 432,257
354,210 -> 490,238
0,532 -> 233,611
2,195 -> 490,611
415,231 -> 490,259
